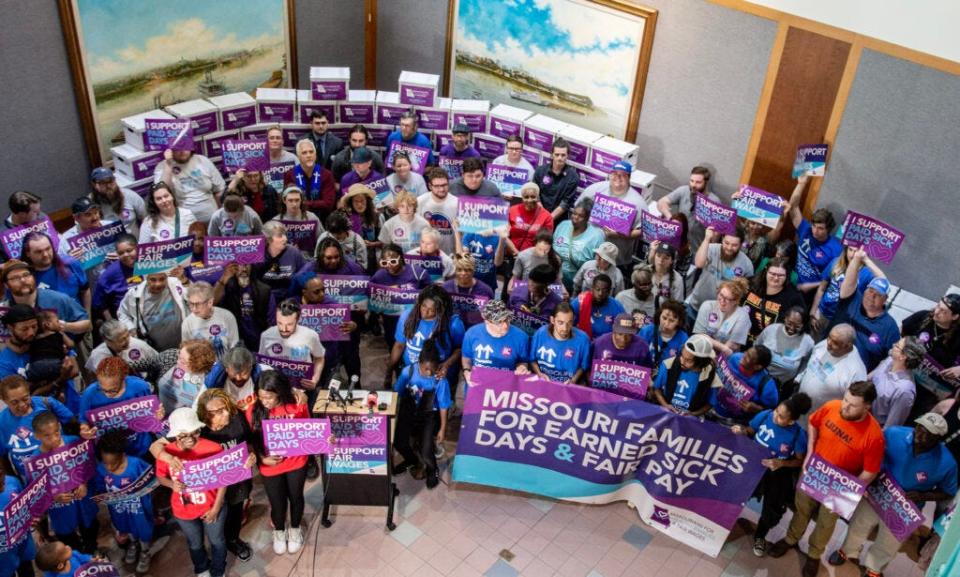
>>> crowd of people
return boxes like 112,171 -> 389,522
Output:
0,110 -> 958,577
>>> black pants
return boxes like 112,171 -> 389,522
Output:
753,466 -> 799,539
261,465 -> 307,531
383,314 -> 399,350
56,518 -> 100,554
16,559 -> 34,577
394,396 -> 440,475
224,499 -> 244,544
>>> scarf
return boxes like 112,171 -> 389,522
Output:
577,291 -> 594,338
294,164 -> 322,201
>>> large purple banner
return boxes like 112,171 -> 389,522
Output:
864,471 -> 925,542
204,236 -> 266,266
589,194 -> 637,236
23,439 -> 96,496
181,443 -> 252,491
798,455 -> 866,520
840,211 -> 905,264
453,368 -> 770,556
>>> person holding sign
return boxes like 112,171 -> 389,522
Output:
338,147 -> 385,199
267,127 -> 298,188
530,302 -> 591,384
154,148 -> 225,224
785,175 -> 843,299
656,166 -> 719,252
0,466 -> 38,577
392,338 -> 452,489
284,140 -> 336,221
638,299 -> 688,372
829,250 -> 899,371
206,190 -> 263,238
87,166 -> 146,242
2,190 -> 45,232
693,278 -> 752,354
258,299 -> 325,395
461,300 -> 531,395
554,198 -> 605,292
369,244 -> 432,349
78,357 -> 156,458
709,346 -> 779,425
406,228 -> 455,281
810,245 -> 880,336
272,186 -> 323,233
224,168 -> 279,224
155,408 -> 228,577
491,136 -> 534,180
92,234 -> 140,323
138,183 -> 197,244
0,374 -> 75,478
651,333 -> 718,416
450,158 -> 502,198
246,371 -> 310,555
508,264 -> 563,319
387,285 -> 464,383
901,293 -> 960,417
768,381 -> 885,577
592,313 -> 652,367
828,413 -> 957,577
580,161 -> 645,272
687,226 -> 753,331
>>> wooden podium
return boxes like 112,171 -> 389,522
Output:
313,389 -> 399,530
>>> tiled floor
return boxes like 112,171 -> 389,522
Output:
101,335 -> 930,577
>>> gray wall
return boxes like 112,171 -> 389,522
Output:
634,0 -> 777,198
818,49 -> 960,297
295,0 -> 366,90
376,0 -> 450,91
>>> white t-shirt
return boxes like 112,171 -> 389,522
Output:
97,189 -> 147,240
84,337 -> 158,373
755,323 -> 815,383
158,366 -> 207,414
153,154 -> 226,222
416,193 -> 459,255
385,172 -> 428,203
181,307 -> 239,359
259,325 -> 325,362
798,340 -> 868,410
693,301 -> 751,346
138,208 -> 197,244
687,243 -> 755,310
490,155 -> 534,179
378,214 -> 430,253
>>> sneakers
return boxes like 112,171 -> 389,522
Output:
196,572 -> 211,577
288,527 -> 304,554
392,461 -> 410,476
827,549 -> 848,566
227,539 -> 252,562
426,470 -> 440,489
306,457 -> 320,481
802,557 -> 821,577
752,538 -> 766,557
124,541 -> 140,565
766,539 -> 794,558
434,443 -> 445,461
273,529 -> 287,555
136,550 -> 152,574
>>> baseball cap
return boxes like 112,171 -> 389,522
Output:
595,242 -> 619,266
942,293 -> 960,315
866,277 -> 890,297
612,313 -> 636,335
915,412 -> 948,436
481,299 -> 513,323
611,160 -> 632,174
167,407 -> 205,438
71,197 -> 97,215
351,147 -> 373,164
90,167 -> 114,182
2,304 -> 37,326
451,123 -> 471,134
655,242 -> 677,258
684,334 -> 716,359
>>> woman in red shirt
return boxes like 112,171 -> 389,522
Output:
506,182 -> 554,256
246,371 -> 310,556
155,408 -> 228,577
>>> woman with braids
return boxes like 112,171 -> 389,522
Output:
246,371 -> 309,556
391,338 -> 451,489
384,285 -> 464,389
901,293 -> 960,417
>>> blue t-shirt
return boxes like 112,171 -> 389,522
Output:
652,359 -> 702,411
42,551 -> 92,577
882,426 -> 958,495
393,363 -> 452,410
34,288 -> 90,325
0,396 -> 74,478
385,130 -> 435,166
394,308 -> 465,366
78,376 -> 154,457
33,435 -> 98,535
638,325 -> 688,368
33,258 -> 88,302
461,232 -> 499,289
818,257 -> 874,319
795,219 -> 842,285
749,409 -> 808,460
571,296 -> 624,338
530,326 -> 591,383
711,352 -> 779,420
0,476 -> 37,568
462,324 -> 530,383
832,292 -> 901,372
93,455 -> 155,543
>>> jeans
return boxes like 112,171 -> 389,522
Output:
261,466 -> 307,530
176,507 -> 227,577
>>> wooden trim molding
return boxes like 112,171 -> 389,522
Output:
56,0 -> 98,167
364,0 -> 377,89
739,21 -> 789,185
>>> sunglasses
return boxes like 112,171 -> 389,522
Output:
379,258 -> 401,267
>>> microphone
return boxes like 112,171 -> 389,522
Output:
328,378 -> 344,407
346,375 -> 359,403
366,392 -> 378,413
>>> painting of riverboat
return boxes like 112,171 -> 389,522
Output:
60,0 -> 296,165
445,0 -> 656,142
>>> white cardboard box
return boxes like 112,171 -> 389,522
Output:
375,91 -> 410,126
433,131 -> 453,151
206,93 -> 257,131
202,129 -> 240,159
630,169 -> 657,192
165,99 -> 220,137
339,90 -> 377,125
121,109 -> 175,151
328,124 -> 352,142
256,88 -> 297,123
451,99 -> 490,134
296,89 -> 337,125
557,125 -> 602,166
241,123 -> 273,142
114,172 -> 154,199
568,162 -> 606,192
522,114 -> 568,154
417,97 -> 452,131
590,135 -> 639,173
473,134 -> 506,161
280,123 -> 310,149
365,124 -> 394,148
489,103 -> 533,140
111,144 -> 164,181
398,71 -> 440,107
309,66 -> 350,101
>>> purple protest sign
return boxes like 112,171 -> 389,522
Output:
454,367 -> 771,557
512,280 -> 565,298
281,220 -> 318,253
263,418 -> 332,457
326,414 -> 389,475
511,307 -> 549,336
640,211 -> 682,248
85,395 -> 164,434
368,283 -> 420,315
590,359 -> 651,400
864,472 -> 925,542
0,470 -> 52,550
255,353 -> 315,382
714,355 -> 755,416
733,185 -> 784,228
0,217 -> 61,259
694,194 -> 737,236
457,196 -> 509,234
439,156 -> 465,180
386,141 -> 431,174
318,275 -> 370,311
793,143 -> 829,178
181,442 -> 252,491
367,176 -> 391,206
204,236 -> 266,266
133,235 -> 194,276
405,254 -> 445,283
67,221 -> 125,270
23,439 -> 96,496
298,303 -> 350,342
798,455 -> 867,520
265,160 -> 295,192
840,211 -> 905,264
144,118 -> 194,151
221,139 -> 269,173
75,561 -> 120,577
450,292 -> 490,326
486,163 -> 529,197
589,194 -> 637,236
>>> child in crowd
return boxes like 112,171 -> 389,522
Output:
34,542 -> 102,577
93,429 -> 155,573
732,393 -> 812,557
0,467 -> 37,577
392,338 -> 452,489
26,310 -> 73,383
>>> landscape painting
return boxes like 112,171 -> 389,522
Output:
61,0 -> 295,165
446,0 -> 656,141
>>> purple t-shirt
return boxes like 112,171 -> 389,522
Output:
507,285 -> 562,318
439,144 -> 482,159
370,265 -> 432,290
339,169 -> 385,198
591,332 -> 651,366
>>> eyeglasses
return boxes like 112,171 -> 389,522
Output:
506,146 -> 523,151
379,258 -> 400,267
5,272 -> 32,283
176,431 -> 200,441
187,299 -> 211,308
716,293 -> 734,302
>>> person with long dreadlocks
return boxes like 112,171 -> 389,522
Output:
383,285 -> 464,389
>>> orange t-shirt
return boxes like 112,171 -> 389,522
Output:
809,399 -> 885,475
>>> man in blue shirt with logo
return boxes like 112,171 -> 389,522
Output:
571,273 -> 624,339
530,302 -> 590,384
829,251 -> 899,371
828,413 -> 957,577
786,175 -> 842,299
462,300 -> 530,396
385,111 -> 434,168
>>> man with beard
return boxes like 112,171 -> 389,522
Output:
288,237 -> 366,299
685,226 -> 753,329
0,305 -> 79,397
87,167 -> 146,239
656,166 -> 718,252
530,302 -> 590,384
417,168 -> 459,255
0,260 -> 90,336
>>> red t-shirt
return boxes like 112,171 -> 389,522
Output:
156,438 -> 222,520
809,399 -> 885,475
245,402 -> 310,477
508,205 -> 554,252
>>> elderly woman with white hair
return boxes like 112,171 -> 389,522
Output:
405,226 -> 455,281
251,221 -> 311,304
283,139 -> 336,220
